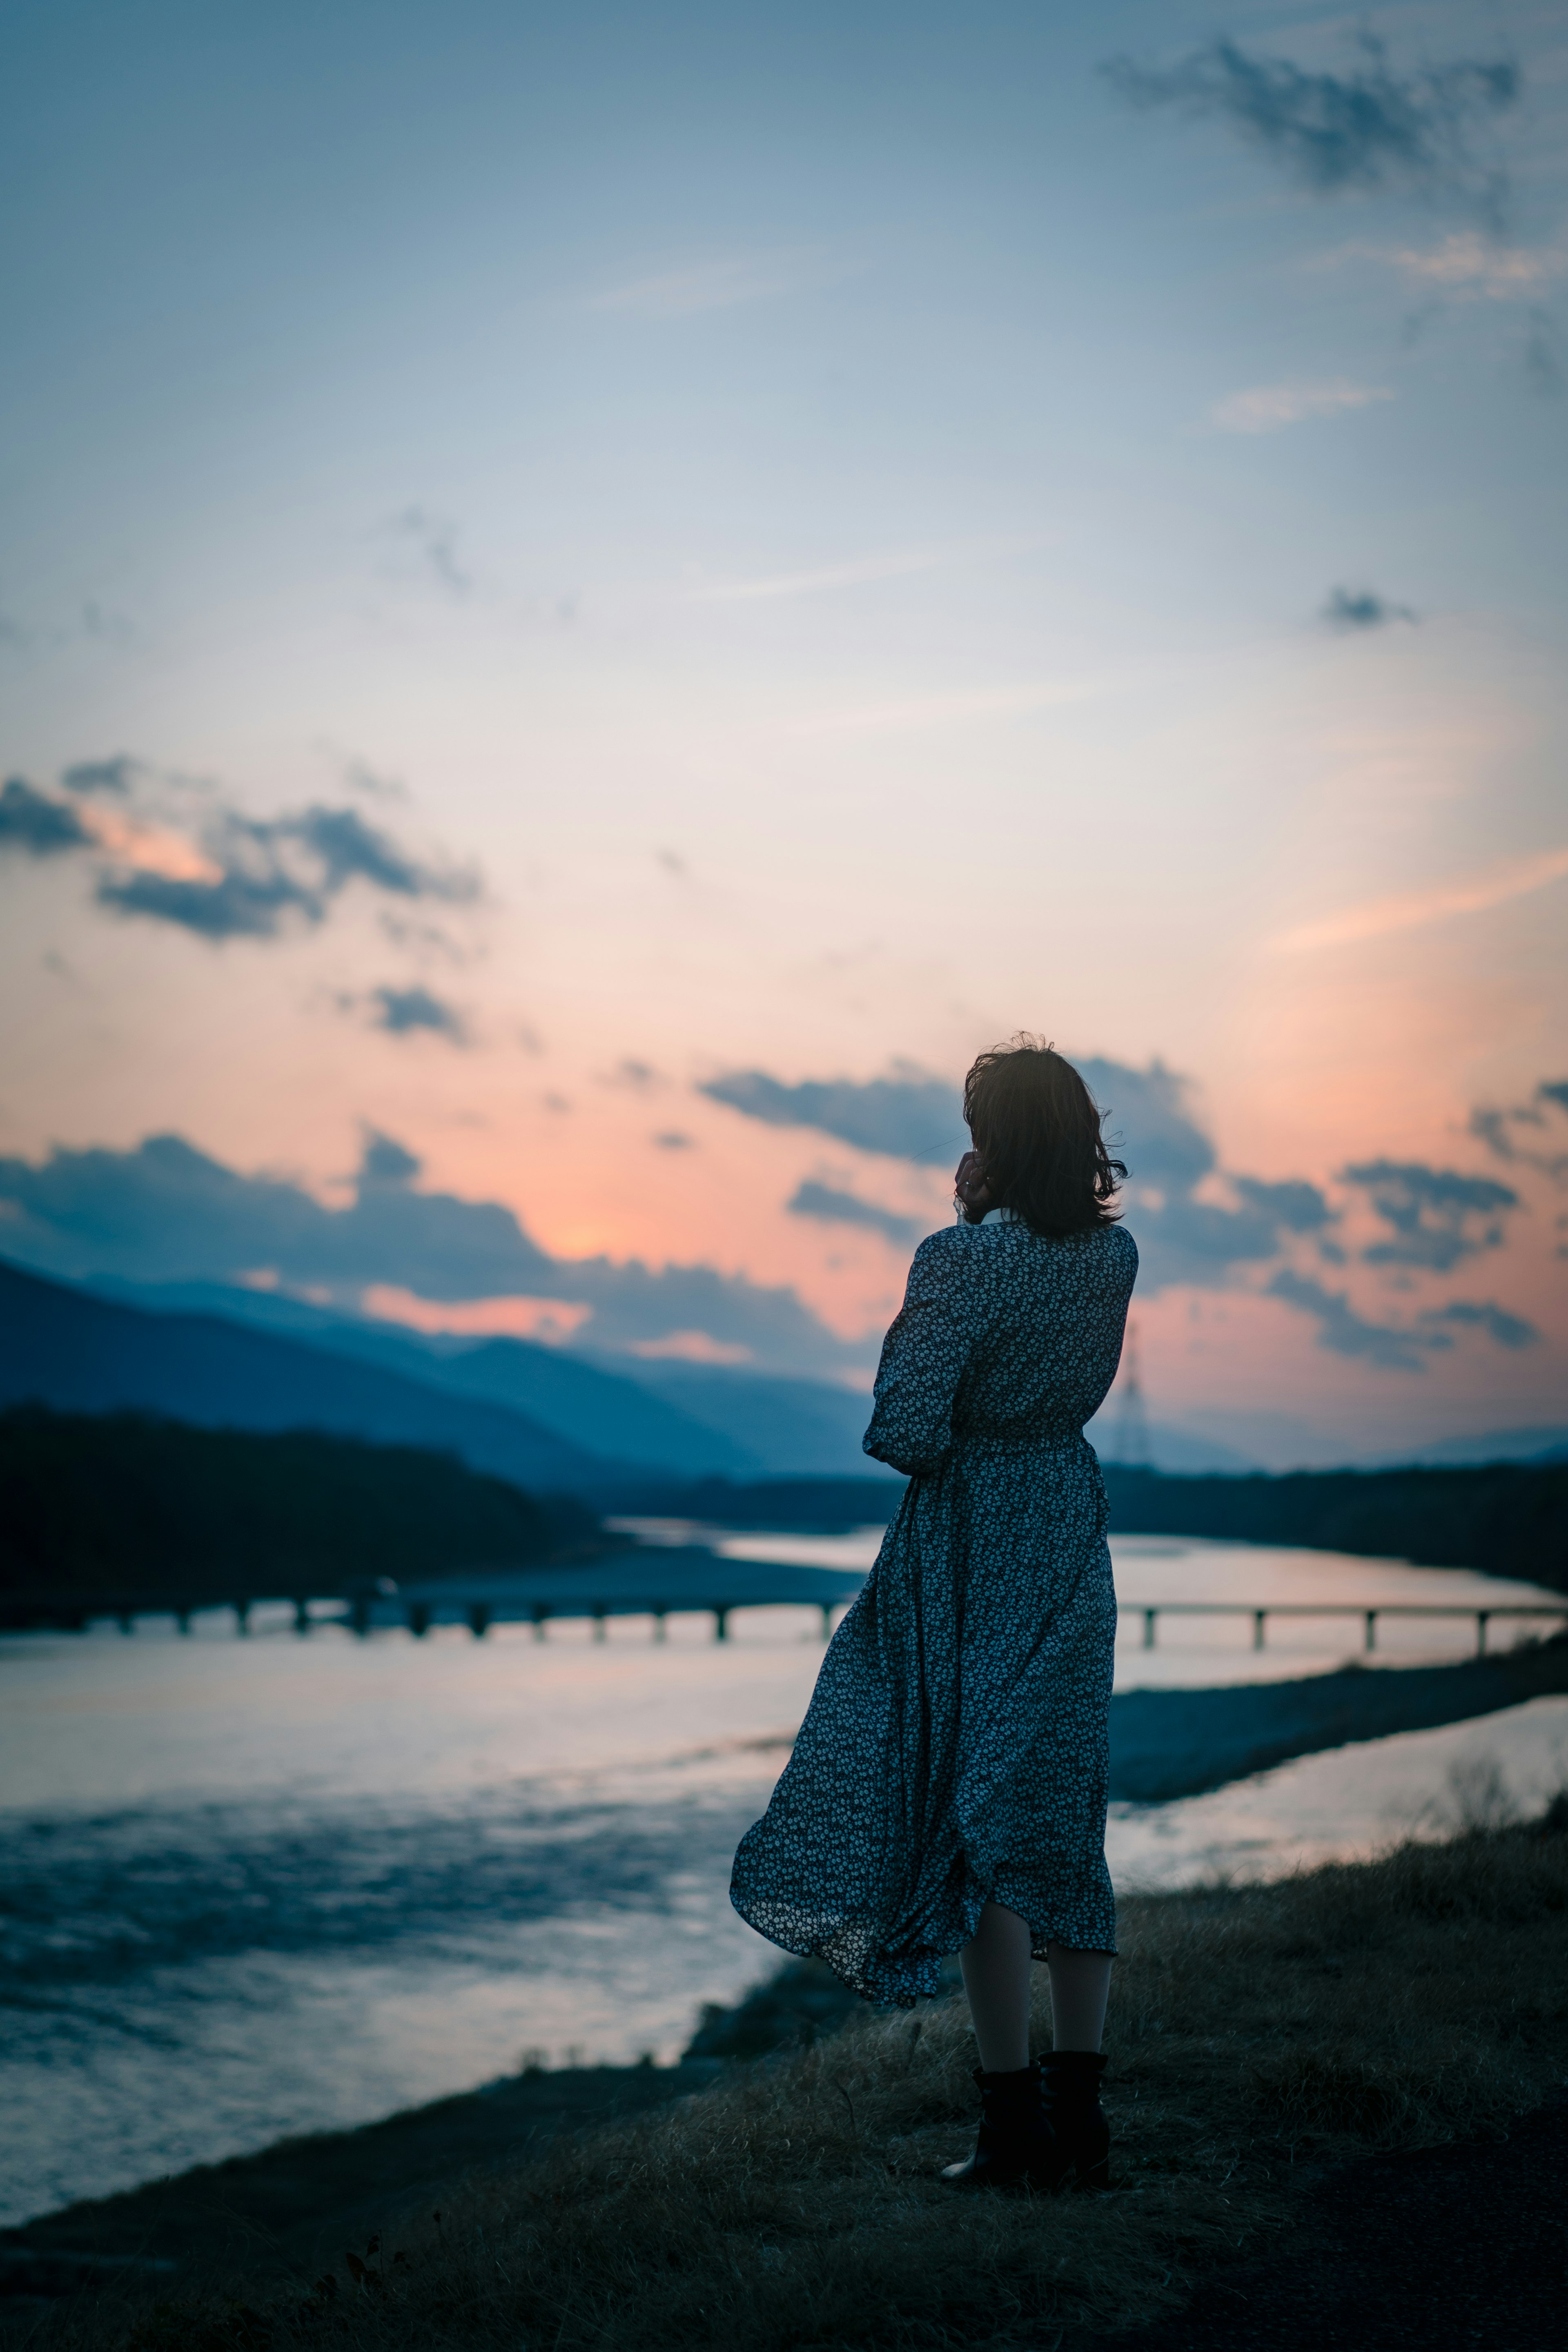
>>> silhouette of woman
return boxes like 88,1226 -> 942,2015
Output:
731,1037 -> 1136,2189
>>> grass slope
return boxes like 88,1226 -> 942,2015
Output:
21,1805 -> 1567,2352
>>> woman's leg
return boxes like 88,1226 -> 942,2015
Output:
959,1901 -> 1033,2071
1045,1945 -> 1113,2052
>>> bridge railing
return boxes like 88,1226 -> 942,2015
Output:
1130,1601 -> 1568,1657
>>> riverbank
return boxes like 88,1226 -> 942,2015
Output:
1107,1630 -> 1568,1800
9,1799 -> 1566,2351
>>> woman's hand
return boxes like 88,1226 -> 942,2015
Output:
954,1149 -> 995,1221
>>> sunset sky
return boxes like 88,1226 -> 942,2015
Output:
2,0 -> 1566,1462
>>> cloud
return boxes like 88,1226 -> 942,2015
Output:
0,776 -> 91,855
1321,586 -> 1417,630
1524,308 -> 1564,397
1470,1080 -> 1568,1186
1210,380 -> 1393,434
1276,844 -> 1568,953
1266,1269 -> 1447,1371
1341,1160 -> 1519,1270
368,985 -> 467,1042
788,1181 -> 925,1247
1231,1176 -> 1336,1234
702,1064 -> 967,1165
587,255 -> 809,319
0,1131 -> 859,1376
377,507 -> 472,598
61,755 -> 138,795
96,803 -> 476,940
0,757 -> 481,943
705,1053 -> 1335,1293
1333,231 -> 1568,300
653,1132 -> 694,1151
1419,1299 -> 1539,1349
1102,35 -> 1518,216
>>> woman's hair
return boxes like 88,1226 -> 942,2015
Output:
961,1036 -> 1125,1236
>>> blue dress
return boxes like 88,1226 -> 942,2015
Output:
730,1214 -> 1138,2005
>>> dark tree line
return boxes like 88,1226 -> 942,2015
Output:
646,1462 -> 1568,1595
1100,1463 -> 1568,1594
0,1406 -> 601,1613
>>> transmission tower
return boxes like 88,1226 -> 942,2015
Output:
1111,1319 -> 1153,1470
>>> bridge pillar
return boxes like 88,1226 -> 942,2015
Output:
1143,1608 -> 1157,1649
408,1601 -> 432,1639
1476,1611 -> 1489,1656
591,1607 -> 606,1643
350,1594 -> 372,1637
117,1611 -> 135,1635
1365,1610 -> 1377,1653
175,1608 -> 192,1636
467,1601 -> 491,1639
531,1604 -> 550,1641
1253,1610 -> 1266,1651
820,1604 -> 834,1641
713,1607 -> 730,1642
293,1598 -> 311,1635
651,1610 -> 667,1643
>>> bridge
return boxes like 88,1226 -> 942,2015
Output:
10,1549 -> 1566,1656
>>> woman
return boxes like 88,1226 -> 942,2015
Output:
731,1037 -> 1136,2190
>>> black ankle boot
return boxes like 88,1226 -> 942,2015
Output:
1039,2051 -> 1110,2189
940,2062 -> 1058,2190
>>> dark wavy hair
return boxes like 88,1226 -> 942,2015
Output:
960,1036 -> 1125,1236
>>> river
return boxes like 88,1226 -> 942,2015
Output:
2,1532 -> 1564,2227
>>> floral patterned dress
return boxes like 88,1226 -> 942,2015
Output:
730,1213 -> 1138,2006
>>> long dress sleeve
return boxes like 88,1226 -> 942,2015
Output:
862,1229 -> 984,1477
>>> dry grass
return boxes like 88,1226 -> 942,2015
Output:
27,1804 -> 1568,2352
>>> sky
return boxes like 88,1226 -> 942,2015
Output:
2,0 -> 1566,1463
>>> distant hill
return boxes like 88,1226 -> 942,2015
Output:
1082,1412 -> 1256,1474
0,1258 -> 626,1495
608,1359 -> 881,1477
0,1407 -> 598,1619
85,1275 -> 762,1477
1363,1426 -> 1568,1470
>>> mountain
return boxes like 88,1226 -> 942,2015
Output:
1365,1426 -> 1568,1470
1082,1413 -> 1256,1475
0,1258 -> 623,1494
84,1275 -> 760,1477
602,1359 -> 885,1478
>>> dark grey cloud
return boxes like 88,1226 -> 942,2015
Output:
1266,1270 -> 1447,1372
0,776 -> 91,855
1419,1299 -> 1539,1350
1342,1159 -> 1519,1269
1471,1079 -> 1568,1186
653,1131 -> 694,1151
1232,1176 -> 1335,1234
12,754 -> 483,943
788,1180 -> 924,1248
706,1054 -> 1333,1290
61,755 -> 138,795
701,1063 -> 965,1165
368,984 -> 467,1042
1102,35 -> 1518,217
0,1131 -> 858,1376
1322,587 -> 1417,630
